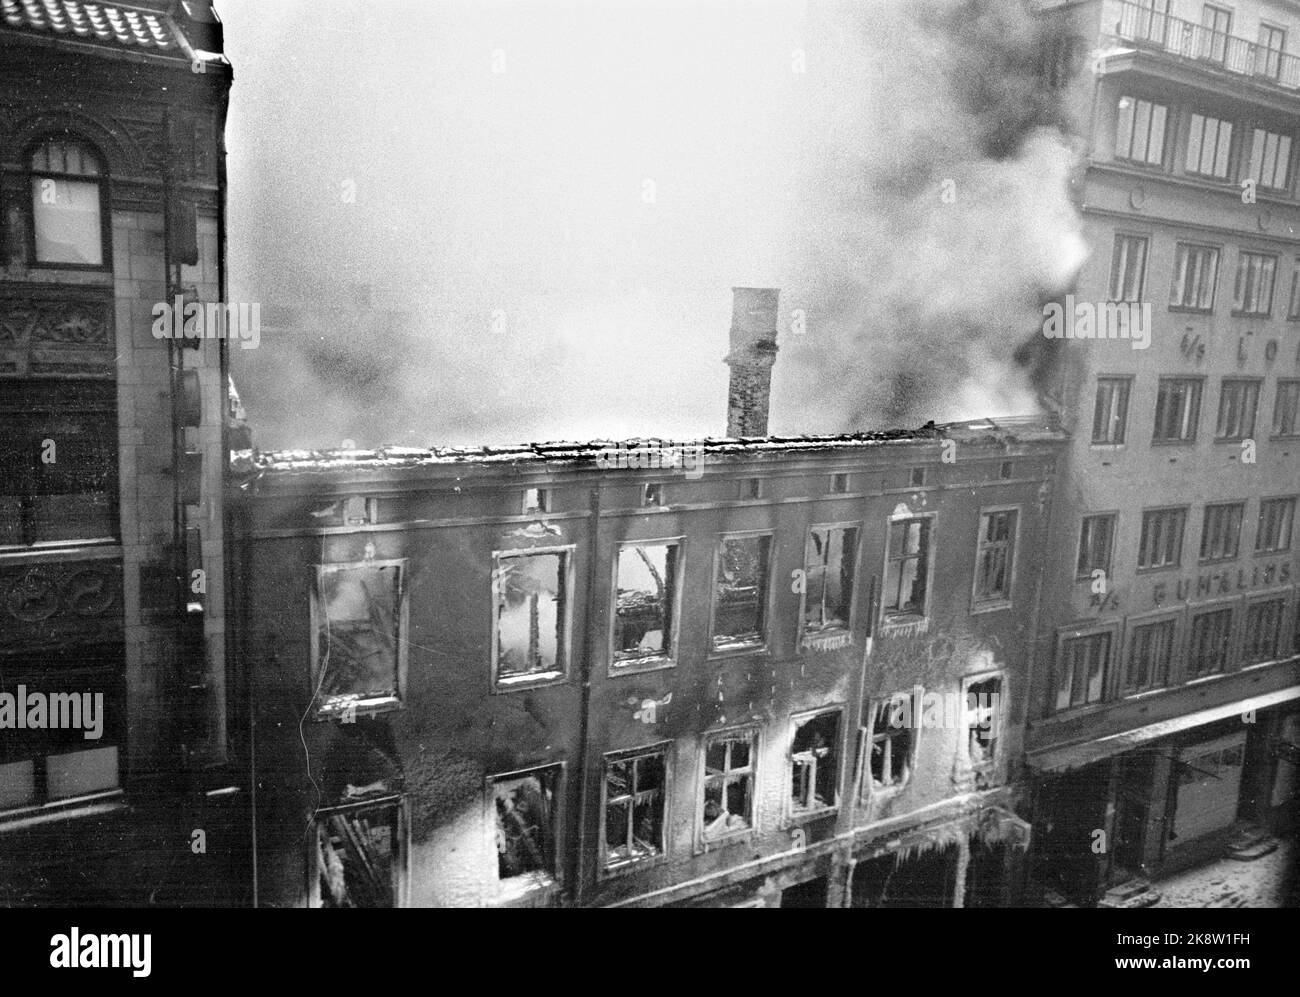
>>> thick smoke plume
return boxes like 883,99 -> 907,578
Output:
771,0 -> 1087,432
224,0 -> 1085,449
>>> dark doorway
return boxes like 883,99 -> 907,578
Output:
779,875 -> 828,908
850,845 -> 958,907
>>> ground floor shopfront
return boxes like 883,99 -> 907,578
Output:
1028,696 -> 1300,906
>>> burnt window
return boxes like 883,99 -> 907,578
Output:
0,380 -> 118,548
1076,514 -> 1116,579
493,549 -> 569,688
973,509 -> 1017,606
313,798 -> 404,908
310,561 -> 405,717
711,535 -> 771,651
864,694 -> 913,793
965,676 -> 1002,774
1055,632 -> 1110,711
1244,600 -> 1285,664
909,467 -> 926,487
1189,608 -> 1233,677
522,488 -> 549,514
642,483 -> 663,507
702,729 -> 756,840
29,138 -> 107,266
1125,620 -> 1174,693
803,526 -> 857,634
493,767 -> 559,887
602,748 -> 667,870
884,518 -> 930,619
613,541 -> 679,665
790,711 -> 840,814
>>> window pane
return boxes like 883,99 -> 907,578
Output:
496,552 -> 565,679
31,177 -> 103,265
315,564 -> 401,707
713,536 -> 770,648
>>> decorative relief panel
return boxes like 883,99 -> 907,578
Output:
0,296 -> 115,378
0,558 -> 123,654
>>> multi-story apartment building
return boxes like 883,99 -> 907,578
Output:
1032,0 -> 1300,904
0,1 -> 246,904
232,289 -> 1066,907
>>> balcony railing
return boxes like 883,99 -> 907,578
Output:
1115,1 -> 1300,91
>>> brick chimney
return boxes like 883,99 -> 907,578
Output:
724,287 -> 780,438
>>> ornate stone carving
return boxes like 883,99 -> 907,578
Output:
0,296 -> 114,378
0,558 -> 123,653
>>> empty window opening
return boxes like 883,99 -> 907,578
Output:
864,694 -> 913,793
711,535 -> 771,650
643,483 -> 663,507
603,748 -> 666,869
791,711 -> 840,814
493,768 -> 559,885
614,542 -> 678,664
830,473 -> 850,494
523,488 -> 549,514
494,550 -> 568,686
703,730 -> 756,840
804,526 -> 857,633
314,800 -> 403,908
312,562 -> 404,717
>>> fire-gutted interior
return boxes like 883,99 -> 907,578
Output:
234,415 -> 1063,907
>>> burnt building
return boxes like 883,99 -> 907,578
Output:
0,1 -> 245,904
1031,0 -> 1300,905
232,289 -> 1067,907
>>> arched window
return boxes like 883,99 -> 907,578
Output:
28,137 -> 108,266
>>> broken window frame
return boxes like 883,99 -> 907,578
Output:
309,559 -> 408,720
858,692 -> 917,802
708,531 -> 773,654
961,672 -> 1005,782
310,794 -> 408,909
600,743 -> 671,876
488,764 -> 564,897
800,522 -> 860,641
610,537 -> 683,675
971,506 -> 1018,610
490,545 -> 574,692
882,514 -> 934,623
698,726 -> 759,848
788,707 -> 843,821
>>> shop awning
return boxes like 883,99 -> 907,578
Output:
1027,685 -> 1300,773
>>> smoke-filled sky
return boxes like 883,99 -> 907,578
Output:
222,0 -> 1086,450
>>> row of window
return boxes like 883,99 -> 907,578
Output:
1057,596 -> 1296,712
1115,88 -> 1296,194
1077,496 -> 1296,577
328,680 -> 1002,903
1092,374 -> 1300,444
1108,231 -> 1300,319
309,511 -> 1019,710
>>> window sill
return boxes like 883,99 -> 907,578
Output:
1089,442 -> 1127,450
1150,438 -> 1197,447
0,789 -> 125,833
493,670 -> 566,693
1167,305 -> 1215,316
1135,564 -> 1181,575
494,872 -> 560,905
1230,312 -> 1273,320
312,694 -> 401,721
800,628 -> 854,653
707,642 -> 767,661
608,655 -> 675,677
785,804 -> 837,828
599,851 -> 668,880
697,826 -> 754,854
860,781 -> 909,809
879,615 -> 930,637
970,599 -> 1013,616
